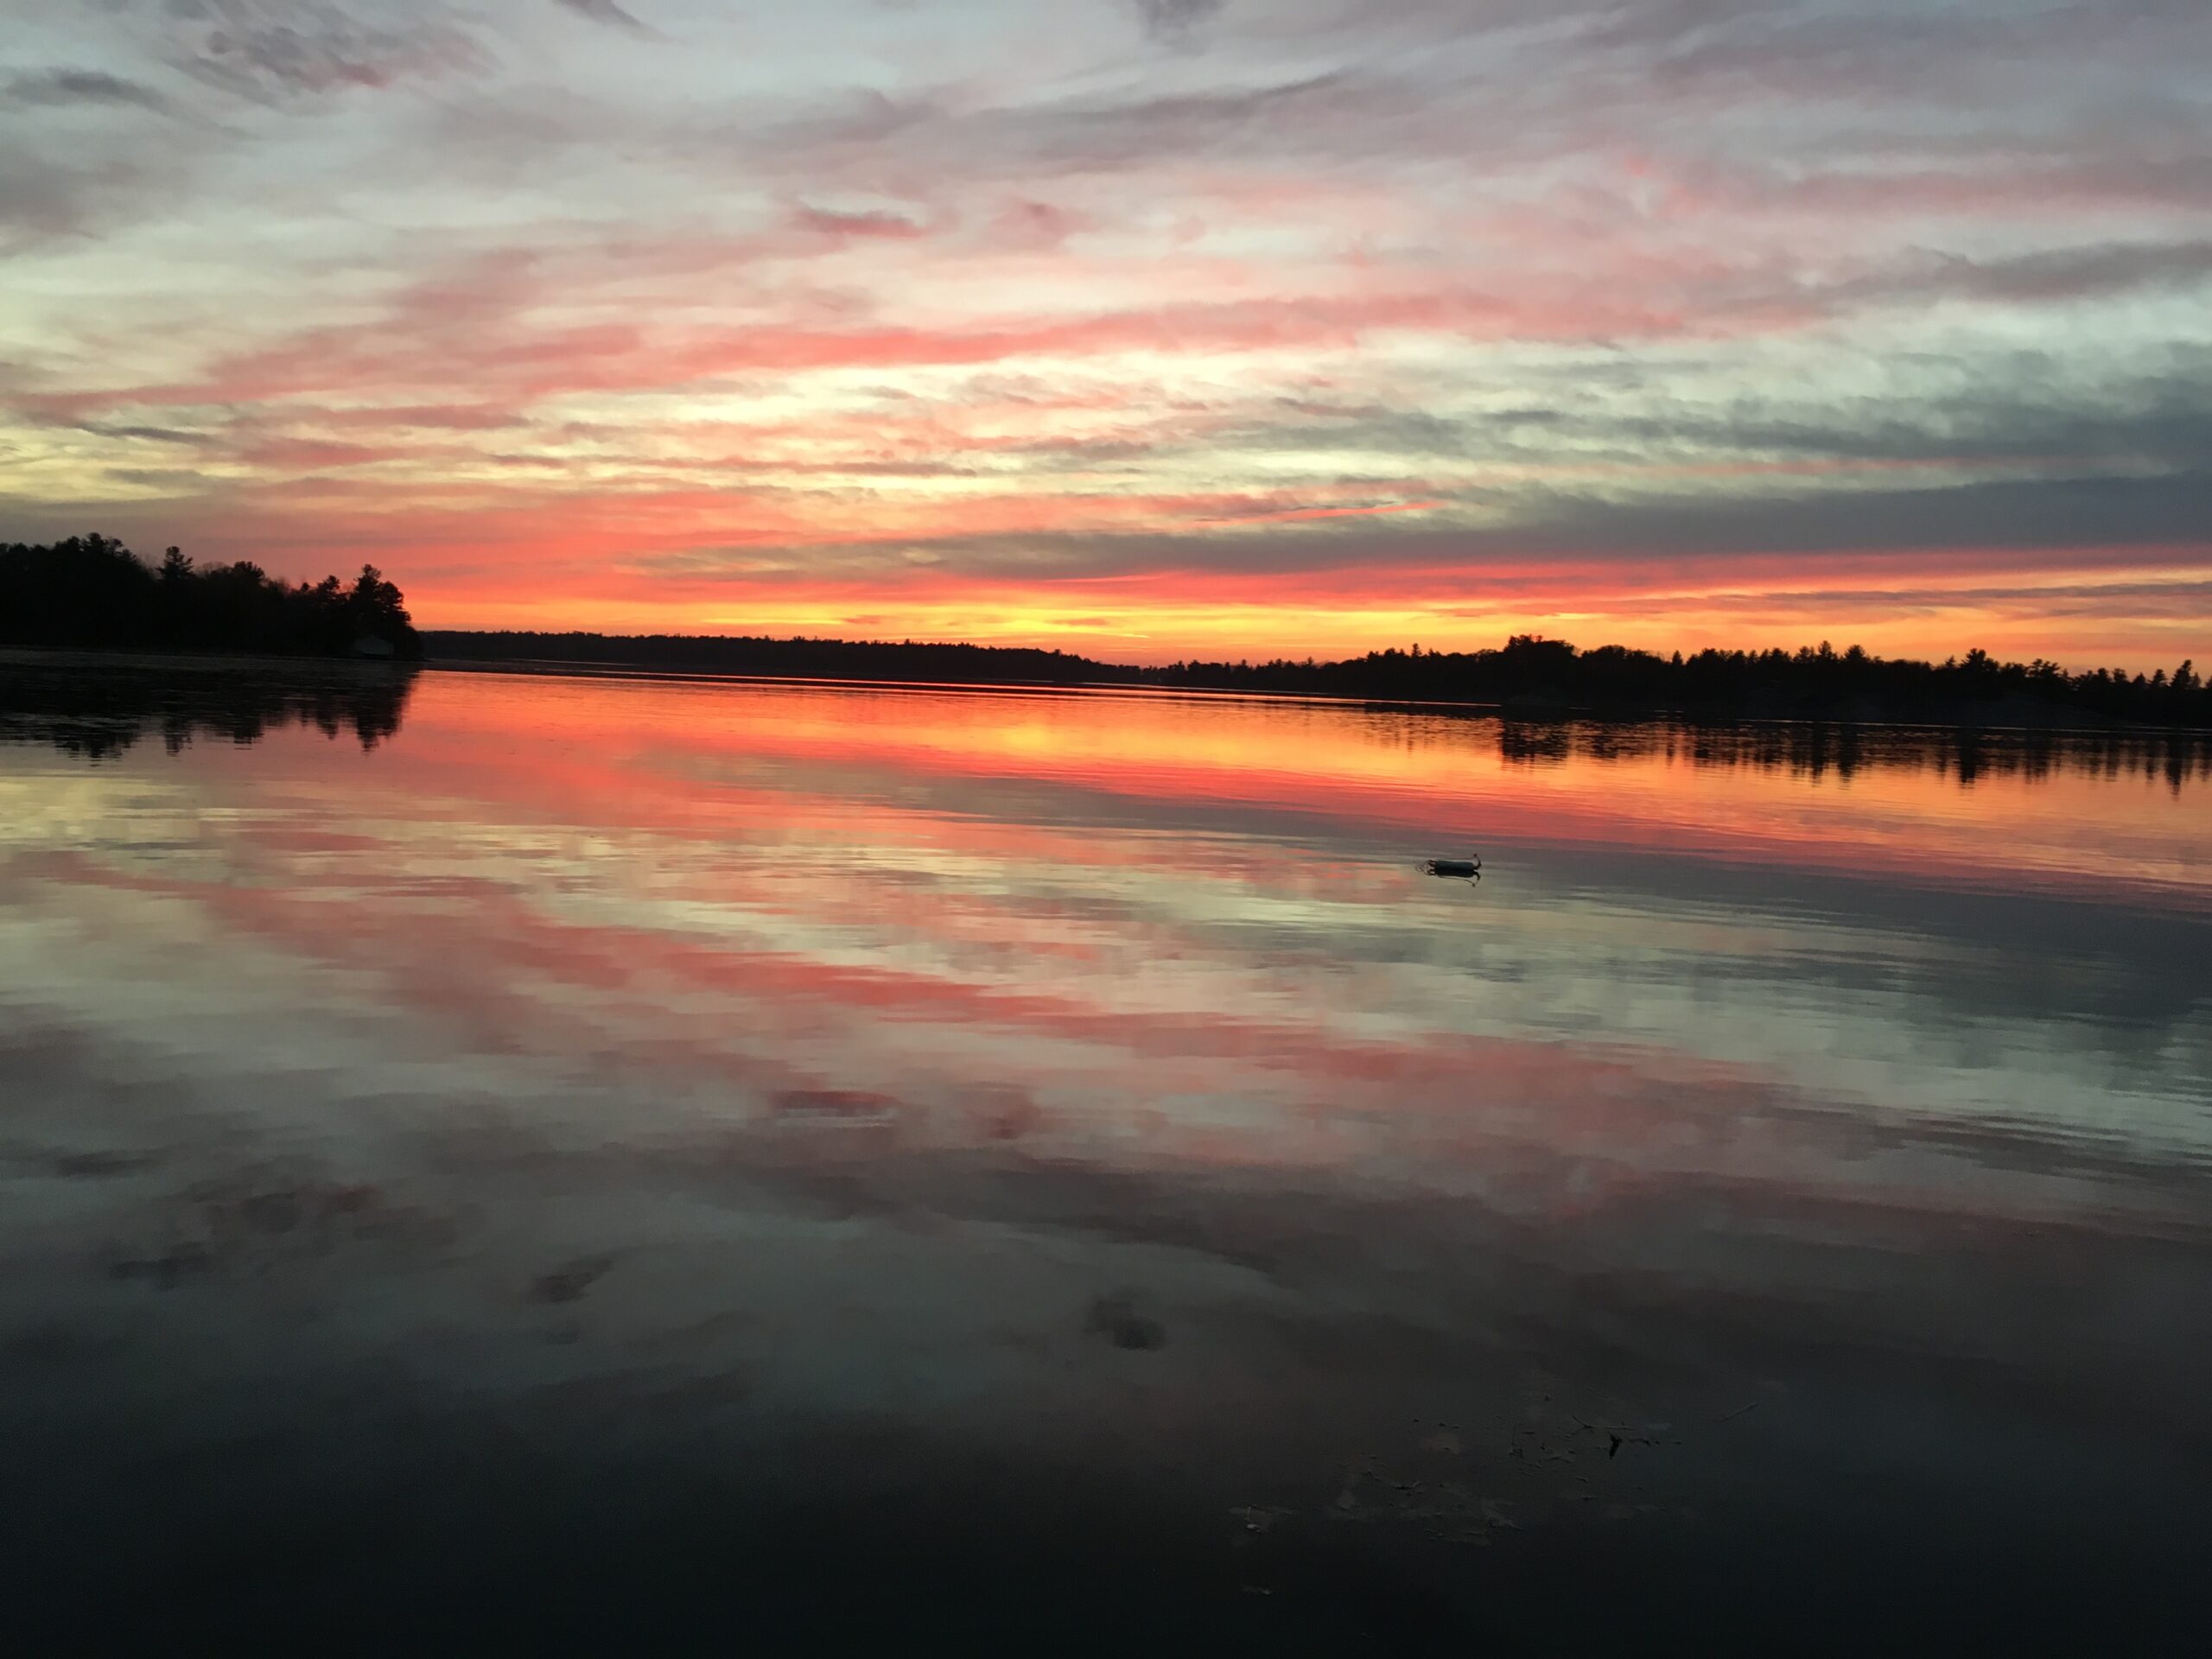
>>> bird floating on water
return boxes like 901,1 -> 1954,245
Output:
1422,855 -> 1482,881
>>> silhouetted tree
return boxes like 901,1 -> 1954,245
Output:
0,534 -> 420,659
1138,633 -> 2212,728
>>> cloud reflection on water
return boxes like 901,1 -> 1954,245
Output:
1,664 -> 2208,1645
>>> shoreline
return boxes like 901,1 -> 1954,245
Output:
6,645 -> 2211,738
0,645 -> 420,681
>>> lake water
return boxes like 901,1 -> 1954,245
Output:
3,658 -> 2208,1650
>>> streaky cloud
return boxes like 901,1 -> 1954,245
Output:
550,0 -> 653,35
1,0 -> 2205,666
3,68 -> 176,113
1133,0 -> 1226,42
124,0 -> 495,99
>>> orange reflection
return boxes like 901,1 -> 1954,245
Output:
382,673 -> 2208,902
5,670 -> 2205,1239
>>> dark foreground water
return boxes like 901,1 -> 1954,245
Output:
3,657 -> 2208,1652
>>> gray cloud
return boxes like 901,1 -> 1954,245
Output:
747,71 -> 1433,181
3,68 -> 177,114
1133,0 -> 1225,41
118,0 -> 495,99
71,421 -> 212,445
789,203 -> 928,238
0,150 -> 193,247
398,0 -> 2209,219
1512,470 -> 2212,563
551,0 -> 652,33
1666,372 -> 2212,475
604,456 -> 2212,587
0,158 -> 93,240
1891,241 -> 2212,307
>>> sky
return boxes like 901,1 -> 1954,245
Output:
2,1 -> 2208,666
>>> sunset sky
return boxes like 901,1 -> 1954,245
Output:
3,1 -> 2208,665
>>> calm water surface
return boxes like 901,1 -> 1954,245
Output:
3,660 -> 2208,1650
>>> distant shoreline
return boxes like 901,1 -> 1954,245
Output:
424,653 -> 2212,735
422,653 -> 1501,714
16,644 -> 2204,739
416,632 -> 2210,736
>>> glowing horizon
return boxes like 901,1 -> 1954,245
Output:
3,3 -> 2208,671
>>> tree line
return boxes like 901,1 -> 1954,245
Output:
429,627 -> 2207,729
1146,635 -> 2209,728
425,629 -> 1124,686
0,534 -> 420,659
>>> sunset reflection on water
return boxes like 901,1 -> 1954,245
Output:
3,664 -> 2206,1649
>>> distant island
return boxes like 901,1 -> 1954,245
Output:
5,534 -> 2203,728
1,534 -> 420,660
